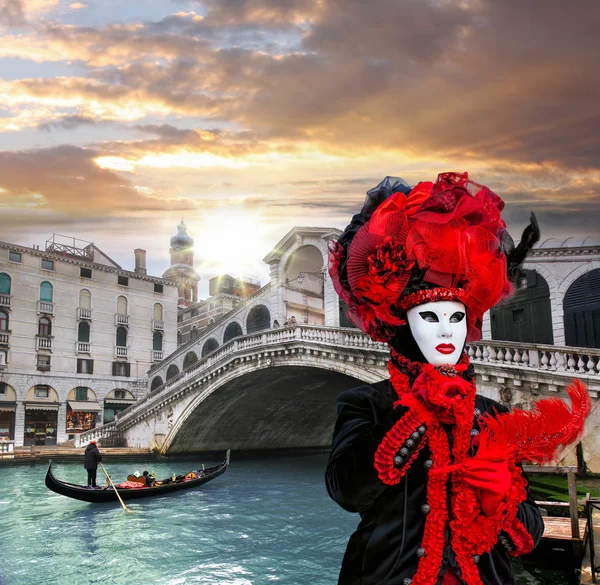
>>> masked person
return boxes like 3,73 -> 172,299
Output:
326,173 -> 588,585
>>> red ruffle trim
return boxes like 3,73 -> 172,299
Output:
376,354 -> 534,585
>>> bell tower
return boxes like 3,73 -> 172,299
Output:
162,220 -> 200,307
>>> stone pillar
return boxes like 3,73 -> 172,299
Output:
57,402 -> 68,444
14,402 -> 25,447
481,311 -> 492,340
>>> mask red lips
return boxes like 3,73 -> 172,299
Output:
435,343 -> 455,355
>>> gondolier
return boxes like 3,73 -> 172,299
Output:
83,439 -> 102,488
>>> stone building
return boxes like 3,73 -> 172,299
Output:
0,235 -> 178,446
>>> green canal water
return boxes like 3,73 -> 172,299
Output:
0,453 -> 582,585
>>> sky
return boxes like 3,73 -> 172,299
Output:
0,0 -> 599,297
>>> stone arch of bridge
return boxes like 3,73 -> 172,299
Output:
161,360 -> 384,454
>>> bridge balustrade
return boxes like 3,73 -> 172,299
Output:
467,340 -> 600,379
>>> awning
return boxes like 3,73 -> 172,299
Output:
25,402 -> 60,411
0,402 -> 16,412
104,399 -> 136,406
68,401 -> 102,413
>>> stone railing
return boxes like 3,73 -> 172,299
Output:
80,325 -> 388,443
0,294 -> 11,308
468,340 -> 600,379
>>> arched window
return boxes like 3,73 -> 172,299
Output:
246,305 -> 271,334
78,321 -> 90,343
40,281 -> 53,302
0,311 -> 8,332
564,269 -> 600,348
116,326 -> 127,347
0,273 -> 11,295
166,364 -> 179,380
202,338 -> 219,357
183,352 -> 197,368
177,331 -> 182,345
153,331 -> 163,351
117,295 -> 128,315
223,321 -> 243,343
151,376 -> 164,391
79,289 -> 91,310
153,303 -> 163,321
39,317 -> 52,336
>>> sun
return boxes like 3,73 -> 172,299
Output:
192,208 -> 269,279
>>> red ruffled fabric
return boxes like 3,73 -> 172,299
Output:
328,172 -> 513,343
375,354 -> 534,585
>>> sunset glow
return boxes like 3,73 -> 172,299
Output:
0,0 -> 598,288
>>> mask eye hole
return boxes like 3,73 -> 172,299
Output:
449,312 -> 465,323
419,311 -> 439,323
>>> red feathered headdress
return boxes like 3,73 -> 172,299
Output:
329,172 -> 530,342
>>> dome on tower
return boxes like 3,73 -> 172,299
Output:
170,219 -> 194,249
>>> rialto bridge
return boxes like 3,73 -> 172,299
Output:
75,232 -> 600,467
77,324 -> 600,471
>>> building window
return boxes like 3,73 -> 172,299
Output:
80,267 -> 92,279
116,326 -> 127,347
0,382 -> 6,395
112,362 -> 131,377
0,273 -> 11,294
118,275 -> 129,287
154,283 -> 163,294
37,355 -> 51,371
8,251 -> 21,263
34,385 -> 50,398
78,321 -> 90,343
79,289 -> 91,310
177,331 -> 182,345
153,331 -> 163,351
38,317 -> 52,336
77,358 -> 94,374
40,281 -> 53,302
75,386 -> 88,401
41,259 -> 54,271
0,311 -> 8,332
153,303 -> 163,321
114,389 -> 127,399
117,295 -> 128,315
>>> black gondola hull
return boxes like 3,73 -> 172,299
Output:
45,450 -> 230,503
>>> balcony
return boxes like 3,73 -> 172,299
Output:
36,337 -> 53,351
77,307 -> 92,320
115,314 -> 129,326
0,332 -> 9,345
152,350 -> 164,362
115,346 -> 128,359
38,301 -> 54,315
152,320 -> 165,331
76,342 -> 91,354
0,294 -> 10,309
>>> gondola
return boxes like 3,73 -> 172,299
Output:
45,450 -> 230,503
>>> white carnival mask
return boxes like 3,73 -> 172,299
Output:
406,300 -> 467,366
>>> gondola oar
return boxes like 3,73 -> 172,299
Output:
99,462 -> 132,513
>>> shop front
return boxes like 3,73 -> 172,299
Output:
24,403 -> 59,446
66,401 -> 101,435
0,403 -> 16,441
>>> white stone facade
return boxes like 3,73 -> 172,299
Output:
480,243 -> 600,345
0,240 -> 178,446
